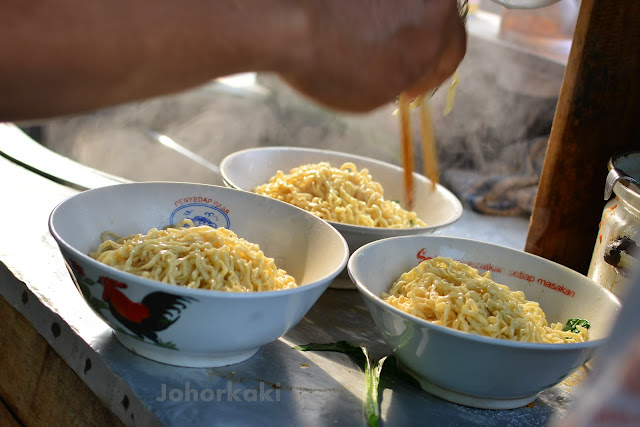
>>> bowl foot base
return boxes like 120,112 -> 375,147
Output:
329,273 -> 356,289
114,332 -> 260,368
403,366 -> 538,410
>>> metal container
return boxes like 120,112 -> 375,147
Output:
588,152 -> 640,299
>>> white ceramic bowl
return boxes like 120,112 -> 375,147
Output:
220,146 -> 463,255
49,182 -> 349,367
348,235 -> 622,409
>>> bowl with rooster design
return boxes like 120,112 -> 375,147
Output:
49,182 -> 349,367
348,235 -> 622,409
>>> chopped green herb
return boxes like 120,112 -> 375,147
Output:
563,318 -> 591,333
409,219 -> 415,226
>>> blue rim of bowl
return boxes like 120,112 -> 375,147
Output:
48,182 -> 350,299
219,146 -> 463,233
348,235 -> 621,350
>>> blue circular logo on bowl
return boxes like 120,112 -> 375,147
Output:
170,203 -> 231,229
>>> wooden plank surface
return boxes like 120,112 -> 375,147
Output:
0,294 -> 125,427
0,397 -> 21,427
526,0 -> 640,273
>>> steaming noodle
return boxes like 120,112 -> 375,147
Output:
397,1 -> 467,208
254,161 -> 425,228
382,257 -> 589,343
397,71 -> 458,209
89,220 -> 297,292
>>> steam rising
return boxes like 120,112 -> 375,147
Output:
37,22 -> 565,214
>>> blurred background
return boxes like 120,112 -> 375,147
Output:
16,0 -> 581,218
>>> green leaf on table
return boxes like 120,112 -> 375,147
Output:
293,341 -> 387,427
364,348 -> 387,427
293,341 -> 364,356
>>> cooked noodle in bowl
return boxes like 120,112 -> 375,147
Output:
49,182 -> 349,368
382,256 -> 589,343
254,162 -> 426,229
348,235 -> 621,409
220,146 -> 463,256
90,220 -> 297,293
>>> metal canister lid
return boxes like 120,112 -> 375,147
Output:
604,151 -> 640,200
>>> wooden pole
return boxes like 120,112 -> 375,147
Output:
526,0 -> 640,273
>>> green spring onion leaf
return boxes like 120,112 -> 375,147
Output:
562,318 -> 591,333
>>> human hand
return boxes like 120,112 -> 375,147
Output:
279,0 -> 467,112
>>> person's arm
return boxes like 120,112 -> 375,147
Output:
0,0 -> 466,121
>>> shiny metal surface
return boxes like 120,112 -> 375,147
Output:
604,152 -> 640,200
604,167 -> 640,200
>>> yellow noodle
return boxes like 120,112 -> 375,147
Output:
397,69 -> 460,199
254,162 -> 425,228
382,257 -> 588,343
89,220 -> 296,292
398,93 -> 415,209
418,99 -> 439,189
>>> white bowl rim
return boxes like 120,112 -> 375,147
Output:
348,235 -> 621,350
220,146 -> 463,232
49,181 -> 350,299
